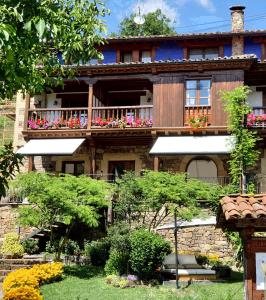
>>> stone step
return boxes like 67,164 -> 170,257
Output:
0,270 -> 11,276
10,265 -> 31,270
0,259 -> 43,265
0,265 -> 11,271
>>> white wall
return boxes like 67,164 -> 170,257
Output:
247,86 -> 263,107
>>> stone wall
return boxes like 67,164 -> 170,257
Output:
0,204 -> 34,244
156,224 -> 234,260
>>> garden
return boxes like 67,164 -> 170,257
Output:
0,170 -> 244,300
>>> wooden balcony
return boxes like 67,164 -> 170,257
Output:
247,107 -> 266,128
27,105 -> 153,130
184,105 -> 212,127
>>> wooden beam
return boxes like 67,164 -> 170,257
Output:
23,94 -> 30,131
28,156 -> 33,172
154,156 -> 159,171
87,84 -> 93,130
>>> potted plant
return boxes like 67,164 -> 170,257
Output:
187,114 -> 208,128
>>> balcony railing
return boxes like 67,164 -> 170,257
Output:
27,105 -> 153,130
28,108 -> 88,129
190,176 -> 231,186
184,105 -> 212,128
246,107 -> 266,128
91,105 -> 153,128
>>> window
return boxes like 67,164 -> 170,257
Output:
186,79 -> 211,106
141,50 -> 152,63
62,161 -> 85,176
121,51 -> 132,63
189,48 -> 218,60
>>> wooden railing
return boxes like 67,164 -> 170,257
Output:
27,105 -> 153,130
190,176 -> 231,186
28,108 -> 88,129
91,105 -> 153,128
184,105 -> 212,127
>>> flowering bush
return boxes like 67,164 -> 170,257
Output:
92,116 -> 152,128
28,117 -> 87,129
0,233 -> 24,258
3,262 -> 63,299
247,113 -> 266,127
3,269 -> 39,293
4,286 -> 43,300
187,115 -> 208,128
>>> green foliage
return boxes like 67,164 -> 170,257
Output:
104,222 -> 131,275
115,171 -> 233,228
0,143 -> 23,197
84,238 -> 110,266
10,172 -> 113,259
0,232 -> 24,258
64,240 -> 80,256
115,9 -> 175,37
129,229 -> 171,280
104,249 -> 130,275
21,239 -> 39,255
223,86 -> 260,189
0,0 -> 108,99
225,231 -> 243,264
12,172 -> 112,229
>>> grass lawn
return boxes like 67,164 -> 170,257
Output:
41,266 -> 244,300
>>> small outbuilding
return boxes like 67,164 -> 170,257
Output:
217,194 -> 266,300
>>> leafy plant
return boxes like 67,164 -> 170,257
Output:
0,233 -> 24,258
187,115 -> 208,128
223,86 -> 260,190
84,238 -> 110,266
22,239 -> 39,255
64,240 -> 80,256
104,222 -> 132,275
129,229 -> 171,280
11,172 -> 113,260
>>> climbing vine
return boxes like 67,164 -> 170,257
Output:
223,86 -> 260,191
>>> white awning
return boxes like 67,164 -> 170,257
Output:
149,136 -> 234,155
17,138 -> 86,155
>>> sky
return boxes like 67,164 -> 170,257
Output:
104,0 -> 266,34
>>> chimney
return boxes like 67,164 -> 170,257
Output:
230,5 -> 245,56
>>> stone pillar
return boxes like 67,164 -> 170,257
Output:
230,5 -> 245,56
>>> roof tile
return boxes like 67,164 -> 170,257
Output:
220,194 -> 266,221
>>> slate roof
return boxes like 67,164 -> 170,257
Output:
220,194 -> 266,221
64,54 -> 257,69
107,30 -> 266,43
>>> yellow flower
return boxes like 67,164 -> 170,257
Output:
4,286 -> 43,300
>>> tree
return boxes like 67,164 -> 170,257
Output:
223,86 -> 260,192
0,143 -> 23,197
115,9 -> 175,37
114,171 -> 232,229
0,0 -> 108,100
11,172 -> 113,259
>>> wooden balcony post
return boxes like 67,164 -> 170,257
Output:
154,156 -> 159,172
23,94 -> 30,131
87,83 -> 93,129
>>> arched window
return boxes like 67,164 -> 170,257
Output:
187,159 -> 218,184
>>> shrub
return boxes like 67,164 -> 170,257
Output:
0,233 -> 24,258
129,229 -> 171,280
3,262 -> 63,298
84,238 -> 110,266
22,239 -> 39,255
3,269 -> 39,293
104,249 -> 130,275
64,240 -> 80,256
3,286 -> 43,300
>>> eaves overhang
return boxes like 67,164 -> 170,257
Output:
65,56 -> 257,77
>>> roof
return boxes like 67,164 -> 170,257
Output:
107,30 -> 266,43
217,194 -> 266,231
64,54 -> 257,69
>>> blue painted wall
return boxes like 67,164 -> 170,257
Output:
102,49 -> 117,64
224,44 -> 232,57
244,37 -> 261,58
155,41 -> 183,61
